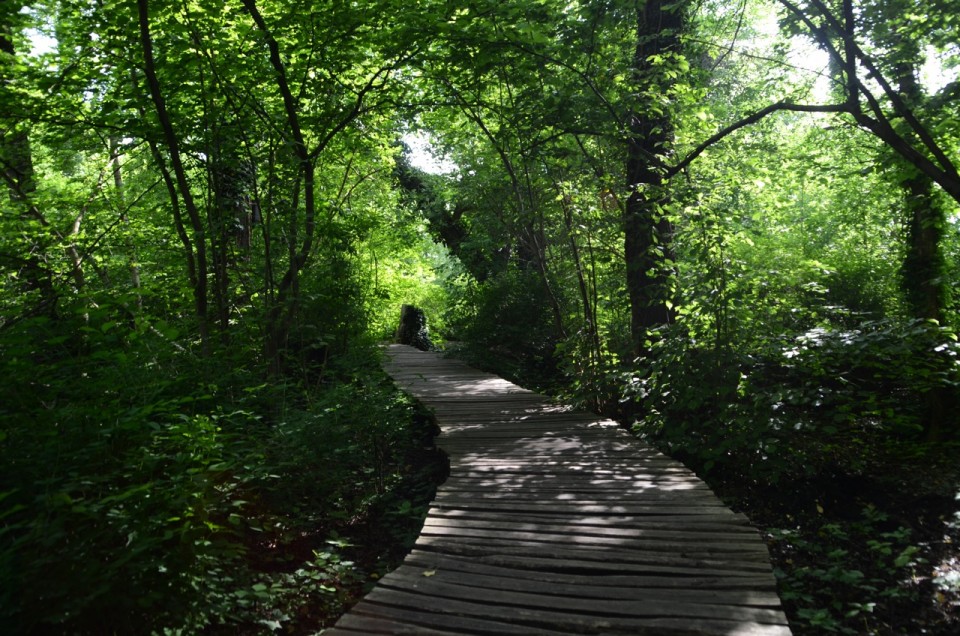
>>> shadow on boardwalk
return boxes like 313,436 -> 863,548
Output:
326,345 -> 792,635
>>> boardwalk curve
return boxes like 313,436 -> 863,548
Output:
327,344 -> 792,635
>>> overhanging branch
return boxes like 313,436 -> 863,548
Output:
666,101 -> 848,177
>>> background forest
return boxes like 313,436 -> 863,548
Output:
1,0 -> 959,634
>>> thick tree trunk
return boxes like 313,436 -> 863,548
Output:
902,174 -> 945,324
624,0 -> 684,356
894,62 -> 947,325
891,60 -> 952,442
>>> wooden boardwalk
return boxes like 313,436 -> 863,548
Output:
327,344 -> 792,635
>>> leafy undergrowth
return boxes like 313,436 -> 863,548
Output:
203,402 -> 447,636
0,315 -> 447,635
618,320 -> 960,634
695,439 -> 960,635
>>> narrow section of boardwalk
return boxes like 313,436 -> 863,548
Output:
328,345 -> 792,635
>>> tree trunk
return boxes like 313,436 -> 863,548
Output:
240,0 -> 318,372
137,0 -> 210,352
890,58 -> 951,442
110,137 -> 143,311
894,62 -> 947,325
624,0 -> 684,356
0,24 -> 58,316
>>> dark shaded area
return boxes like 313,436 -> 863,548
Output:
396,304 -> 433,351
708,444 -> 960,636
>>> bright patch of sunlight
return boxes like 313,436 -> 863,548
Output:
403,131 -> 457,175
26,29 -> 56,56
753,5 -> 833,103
921,45 -> 958,94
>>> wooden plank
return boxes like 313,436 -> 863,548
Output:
424,509 -> 758,532
434,487 -> 722,502
441,476 -> 710,490
447,471 -> 706,484
350,601 -> 577,635
437,440 -> 667,456
420,520 -> 769,550
414,537 -> 776,574
445,456 -> 691,468
328,613 -> 465,635
446,463 -> 696,477
431,499 -> 740,516
361,588 -> 791,635
375,571 -> 788,624
404,549 -> 779,591
387,561 -> 783,605
326,345 -> 792,635
418,523 -> 772,552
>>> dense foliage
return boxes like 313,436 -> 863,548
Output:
1,0 -> 959,634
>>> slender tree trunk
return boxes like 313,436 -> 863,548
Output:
561,193 -> 605,411
453,91 -> 568,342
624,0 -> 684,356
560,193 -> 602,364
523,218 -> 569,341
66,210 -> 86,291
110,138 -> 142,311
240,0 -> 318,372
209,133 -> 234,339
137,0 -> 210,352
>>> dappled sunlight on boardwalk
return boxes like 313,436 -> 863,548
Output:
327,345 -> 792,635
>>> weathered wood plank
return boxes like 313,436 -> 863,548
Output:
434,486 -> 721,502
327,613 -> 466,635
404,549 -> 780,590
326,345 -> 792,635
384,562 -> 784,605
424,509 -> 759,533
374,572 -> 788,623
414,535 -> 776,571
361,588 -> 791,635
419,521 -> 771,552
349,602 -> 578,635
441,476 -> 711,491
431,499 -> 740,516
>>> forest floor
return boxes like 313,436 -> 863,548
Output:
702,439 -> 960,635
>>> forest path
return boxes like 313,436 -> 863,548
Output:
327,344 -> 792,635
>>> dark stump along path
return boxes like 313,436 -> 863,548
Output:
327,344 -> 792,635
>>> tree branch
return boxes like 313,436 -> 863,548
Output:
666,101 -> 848,177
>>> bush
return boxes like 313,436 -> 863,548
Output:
629,319 -> 960,482
452,267 -> 563,389
0,313 -> 438,634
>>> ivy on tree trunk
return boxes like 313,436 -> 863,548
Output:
624,0 -> 685,356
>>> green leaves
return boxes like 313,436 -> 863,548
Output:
771,506 -> 926,634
